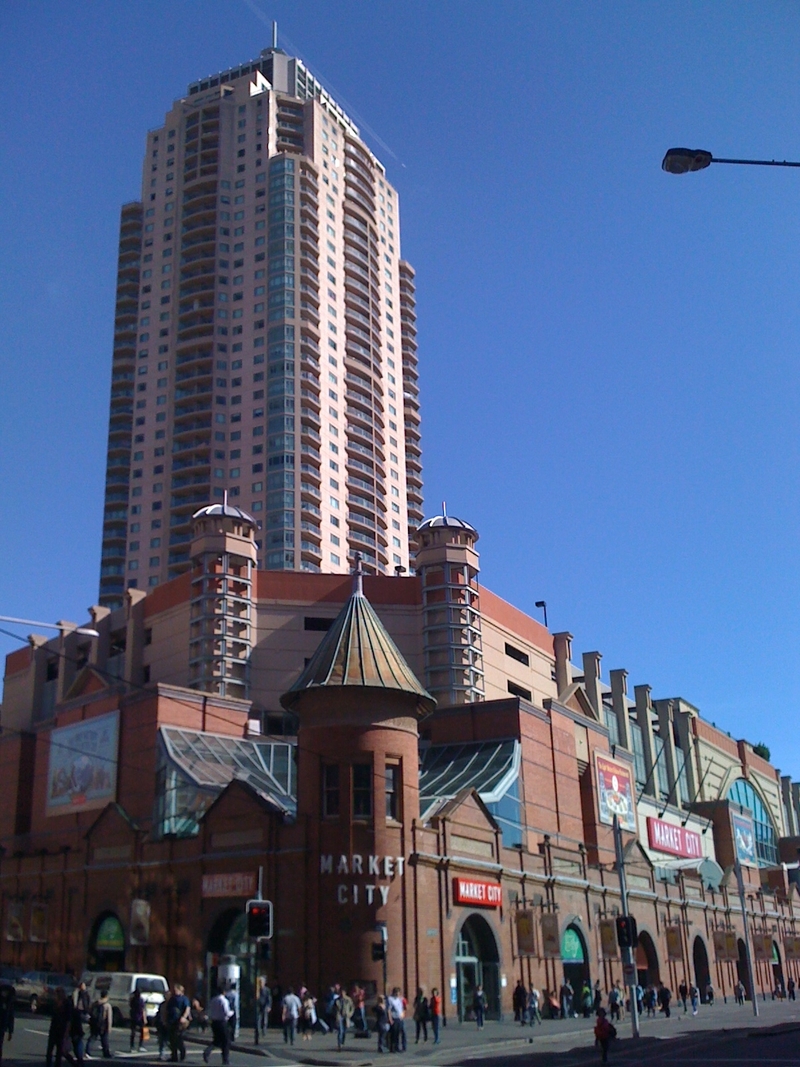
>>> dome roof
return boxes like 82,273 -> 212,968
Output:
417,513 -> 477,536
192,502 -> 258,527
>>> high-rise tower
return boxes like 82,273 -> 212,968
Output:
99,43 -> 423,609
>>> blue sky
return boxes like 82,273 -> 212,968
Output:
1,2 -> 799,768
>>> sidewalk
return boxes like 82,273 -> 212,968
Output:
186,996 -> 800,1064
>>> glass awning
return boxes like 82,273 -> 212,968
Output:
419,739 -> 520,820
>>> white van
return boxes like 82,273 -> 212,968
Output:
82,972 -> 169,1025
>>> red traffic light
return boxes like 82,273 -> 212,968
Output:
246,899 -> 273,940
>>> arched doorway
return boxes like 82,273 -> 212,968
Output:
693,937 -> 710,999
206,908 -> 256,1028
736,939 -> 751,999
455,914 -> 500,1022
87,911 -> 125,972
636,931 -> 659,987
562,925 -> 590,1001
772,941 -> 784,996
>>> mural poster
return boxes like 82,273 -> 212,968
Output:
130,899 -> 151,946
665,925 -> 683,961
515,909 -> 536,956
731,811 -> 757,868
541,913 -> 561,959
5,901 -> 24,942
599,919 -> 618,960
46,711 -> 119,815
595,754 -> 637,832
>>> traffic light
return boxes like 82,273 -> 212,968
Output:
371,942 -> 386,962
246,899 -> 273,940
615,915 -> 638,949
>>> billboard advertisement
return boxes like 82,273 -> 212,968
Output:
595,754 -> 637,832
731,811 -> 757,867
46,711 -> 119,815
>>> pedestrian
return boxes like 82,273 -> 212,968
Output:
788,977 -> 796,1002
69,990 -> 86,1067
689,983 -> 699,1016
429,988 -> 441,1045
608,984 -> 621,1023
129,988 -> 147,1052
705,981 -> 714,1006
166,983 -> 191,1062
386,987 -> 405,1052
47,988 -> 72,1067
657,983 -> 672,1018
735,980 -> 745,1006
352,985 -> 366,1032
594,1008 -> 616,1064
300,991 -> 316,1040
0,982 -> 14,1066
581,982 -> 593,1019
87,992 -> 112,1060
257,978 -> 271,1035
593,981 -> 603,1014
678,979 -> 688,1014
645,986 -> 657,1018
473,985 -> 487,1029
513,980 -> 526,1023
528,985 -> 542,1025
635,985 -> 644,1017
374,996 -> 390,1053
156,999 -> 170,1061
281,987 -> 301,1045
413,988 -> 429,1043
560,980 -> 573,1019
203,988 -> 233,1065
333,986 -> 354,1050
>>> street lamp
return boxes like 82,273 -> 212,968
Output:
662,147 -> 800,174
0,615 -> 100,638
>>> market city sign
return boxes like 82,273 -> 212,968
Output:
452,878 -> 501,908
646,816 -> 702,859
320,853 -> 406,906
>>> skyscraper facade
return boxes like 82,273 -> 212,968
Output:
99,44 -> 423,609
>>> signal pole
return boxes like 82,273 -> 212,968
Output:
613,815 -> 640,1039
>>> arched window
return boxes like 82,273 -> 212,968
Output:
728,778 -> 778,866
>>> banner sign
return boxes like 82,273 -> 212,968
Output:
725,930 -> 738,961
30,902 -> 48,943
46,711 -> 119,815
130,899 -> 151,946
541,913 -> 561,958
515,909 -> 536,955
599,919 -> 618,960
753,934 -> 773,962
202,872 -> 258,899
646,817 -> 703,859
731,811 -> 757,867
595,754 -> 637,832
665,925 -> 683,961
5,901 -> 23,942
784,935 -> 800,961
452,878 -> 502,908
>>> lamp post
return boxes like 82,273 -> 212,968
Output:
0,615 -> 99,638
662,147 -> 800,174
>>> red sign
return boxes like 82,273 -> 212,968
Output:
646,817 -> 702,859
452,878 -> 502,908
202,872 -> 257,898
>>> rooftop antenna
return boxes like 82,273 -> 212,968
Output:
272,20 -> 278,49
353,552 -> 364,596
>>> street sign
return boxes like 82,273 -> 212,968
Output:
622,962 -> 637,986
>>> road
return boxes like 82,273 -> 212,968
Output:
2,998 -> 800,1067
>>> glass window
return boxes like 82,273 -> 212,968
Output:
353,763 -> 372,819
728,778 -> 778,866
386,762 -> 400,821
323,764 -> 339,817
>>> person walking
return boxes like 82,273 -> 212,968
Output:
735,980 -> 746,1006
689,983 -> 699,1016
580,982 -> 593,1019
657,983 -> 672,1018
256,979 -> 271,1035
594,1008 -> 616,1064
608,984 -> 621,1023
513,980 -> 526,1023
333,987 -> 354,1050
129,988 -> 147,1052
528,985 -> 542,1025
473,985 -> 487,1030
86,992 -> 112,1060
69,991 -> 86,1067
203,989 -> 233,1065
678,980 -> 688,1014
374,996 -> 390,1053
0,981 -> 14,1066
593,981 -> 603,1014
560,980 -> 573,1019
300,991 -> 317,1041
429,988 -> 441,1045
387,988 -> 405,1052
788,977 -> 796,1002
352,985 -> 366,1033
47,988 -> 73,1067
281,988 -> 301,1045
166,984 -> 191,1062
413,989 -> 429,1043
644,986 -> 657,1018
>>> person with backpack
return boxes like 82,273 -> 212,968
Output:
86,992 -> 112,1060
413,988 -> 429,1043
166,983 -> 191,1062
594,1007 -> 616,1063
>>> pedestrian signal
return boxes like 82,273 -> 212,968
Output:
615,915 -> 638,949
246,899 -> 273,940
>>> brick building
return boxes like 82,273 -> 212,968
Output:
3,506 -> 800,1021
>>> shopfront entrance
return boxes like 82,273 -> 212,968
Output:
561,925 -> 589,995
454,914 -> 500,1022
87,911 -> 125,972
206,907 -> 257,1027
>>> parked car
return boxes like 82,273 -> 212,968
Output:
81,972 -> 169,1025
0,965 -> 24,985
15,971 -> 76,1013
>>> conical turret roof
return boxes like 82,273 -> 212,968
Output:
280,561 -> 435,715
